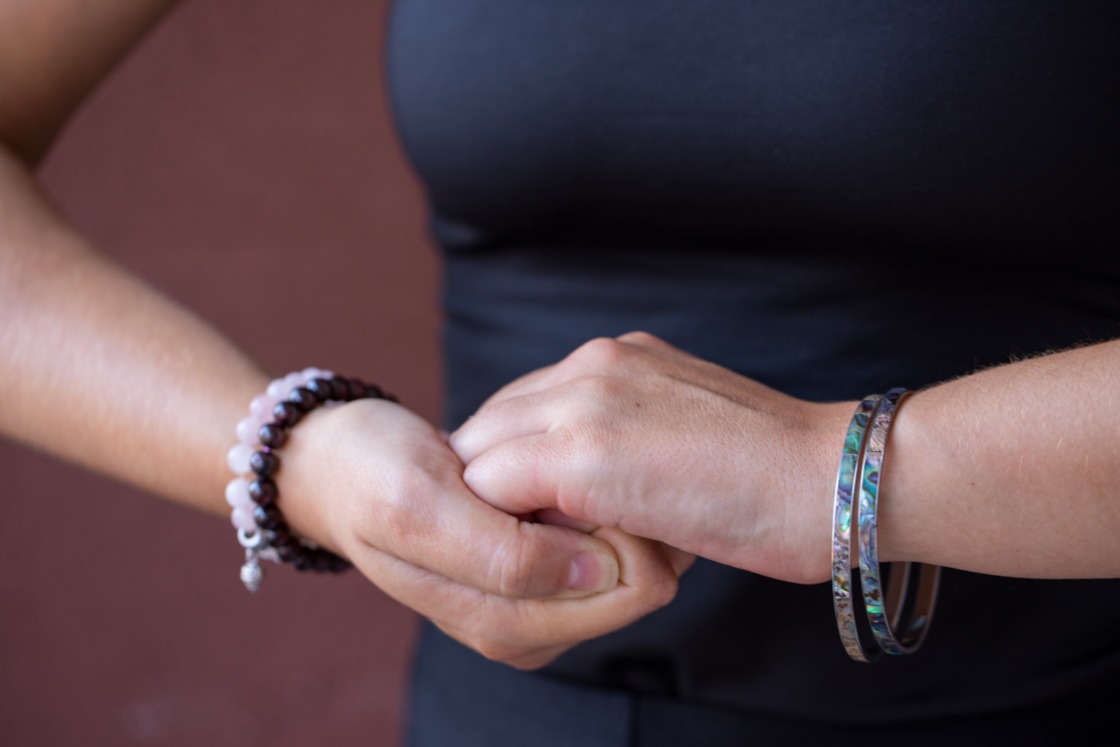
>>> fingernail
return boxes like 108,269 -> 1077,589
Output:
568,552 -> 619,593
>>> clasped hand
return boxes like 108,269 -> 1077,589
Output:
281,333 -> 841,669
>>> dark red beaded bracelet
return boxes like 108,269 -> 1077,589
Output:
226,370 -> 396,592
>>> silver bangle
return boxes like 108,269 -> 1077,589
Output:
831,394 -> 883,662
856,388 -> 941,656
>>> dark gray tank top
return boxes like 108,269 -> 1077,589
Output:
386,0 -> 1120,726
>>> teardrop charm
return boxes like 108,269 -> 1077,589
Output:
240,551 -> 263,593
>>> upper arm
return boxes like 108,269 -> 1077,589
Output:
0,0 -> 181,165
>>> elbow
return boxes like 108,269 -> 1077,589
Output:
0,121 -> 59,171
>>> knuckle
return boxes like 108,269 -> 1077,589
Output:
466,628 -> 521,664
654,574 -> 680,608
475,642 -> 518,665
505,652 -> 556,671
472,639 -> 511,663
617,330 -> 657,345
568,336 -> 630,371
643,573 -> 680,613
487,531 -> 540,599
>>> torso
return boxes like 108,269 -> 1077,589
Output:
386,0 -> 1120,727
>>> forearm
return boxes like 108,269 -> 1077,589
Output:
0,0 -> 181,165
878,340 -> 1120,578
0,146 -> 267,516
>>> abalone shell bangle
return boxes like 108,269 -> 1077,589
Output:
856,388 -> 941,656
831,394 -> 883,662
226,368 -> 397,592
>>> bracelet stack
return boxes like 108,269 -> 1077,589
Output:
830,388 -> 941,661
226,368 -> 395,592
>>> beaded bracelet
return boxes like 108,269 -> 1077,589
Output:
226,368 -> 396,592
856,388 -> 941,656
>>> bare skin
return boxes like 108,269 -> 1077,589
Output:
0,0 -> 686,669
453,332 -> 1120,583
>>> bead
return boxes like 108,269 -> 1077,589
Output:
252,504 -> 284,531
236,416 -> 260,446
249,393 -> 278,419
231,506 -> 257,531
301,367 -> 331,381
225,478 -> 254,509
265,378 -> 288,400
306,377 -> 333,402
311,551 -> 336,573
248,478 -> 278,505
249,450 -> 280,478
293,552 -> 315,571
227,443 -> 254,475
257,423 -> 288,449
364,383 -> 384,399
328,376 -> 349,401
319,552 -> 344,572
264,526 -> 296,548
275,543 -> 302,562
283,372 -> 303,392
345,378 -> 366,401
271,401 -> 303,426
286,387 -> 317,412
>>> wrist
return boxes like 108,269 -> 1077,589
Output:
875,386 -> 948,567
224,370 -> 396,590
259,404 -> 342,553
721,396 -> 854,584
797,399 -> 861,583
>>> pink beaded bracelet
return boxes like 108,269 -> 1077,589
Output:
226,368 -> 395,592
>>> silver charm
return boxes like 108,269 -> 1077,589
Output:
240,549 -> 264,593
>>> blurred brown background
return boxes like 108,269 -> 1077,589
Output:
0,1 -> 435,744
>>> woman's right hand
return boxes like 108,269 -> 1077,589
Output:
276,398 -> 692,670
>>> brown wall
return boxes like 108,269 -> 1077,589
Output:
0,1 -> 435,744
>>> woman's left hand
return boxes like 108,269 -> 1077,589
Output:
451,332 -> 852,584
